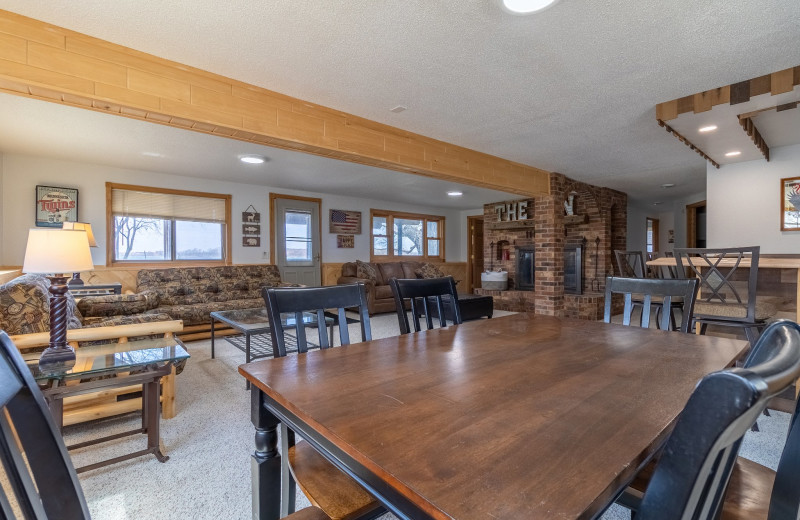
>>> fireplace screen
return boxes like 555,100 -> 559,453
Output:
516,246 -> 535,291
564,244 -> 583,295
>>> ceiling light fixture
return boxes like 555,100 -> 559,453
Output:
725,151 -> 741,157
499,0 -> 561,15
698,125 -> 718,133
239,155 -> 266,164
653,202 -> 663,206
390,105 -> 407,113
447,191 -> 463,197
661,183 -> 675,188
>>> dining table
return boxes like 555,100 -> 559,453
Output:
239,312 -> 747,520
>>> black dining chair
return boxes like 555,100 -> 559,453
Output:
674,246 -> 776,347
619,319 -> 800,520
389,276 -> 461,334
603,276 -> 698,333
261,284 -> 382,520
615,250 -> 647,278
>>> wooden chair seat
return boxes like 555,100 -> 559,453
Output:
629,456 -> 774,520
694,299 -> 777,321
287,506 -> 332,520
289,442 -> 381,520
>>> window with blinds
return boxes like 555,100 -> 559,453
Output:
107,183 -> 231,264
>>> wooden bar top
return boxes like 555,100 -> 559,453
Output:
648,256 -> 800,268
240,313 -> 747,519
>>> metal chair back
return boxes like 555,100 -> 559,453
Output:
389,277 -> 461,334
603,276 -> 698,332
615,250 -> 646,278
0,331 -> 91,520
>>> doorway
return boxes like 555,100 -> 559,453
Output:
686,201 -> 707,248
466,215 -> 484,293
646,217 -> 659,254
270,194 -> 322,286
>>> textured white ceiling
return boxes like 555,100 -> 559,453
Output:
1,0 -> 799,204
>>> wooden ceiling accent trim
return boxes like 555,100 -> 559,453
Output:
657,119 -> 720,169
738,117 -> 770,161
0,10 -> 550,197
656,66 -> 800,120
737,101 -> 798,120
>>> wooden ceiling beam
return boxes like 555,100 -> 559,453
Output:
656,66 -> 800,121
738,117 -> 770,161
0,9 -> 551,197
657,119 -> 720,169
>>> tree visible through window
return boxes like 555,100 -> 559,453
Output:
370,210 -> 444,261
107,183 -> 230,264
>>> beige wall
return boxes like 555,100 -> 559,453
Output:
0,153 -> 469,266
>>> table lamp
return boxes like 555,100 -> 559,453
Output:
22,229 -> 94,364
62,221 -> 98,286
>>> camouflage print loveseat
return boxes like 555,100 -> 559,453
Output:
77,264 -> 296,327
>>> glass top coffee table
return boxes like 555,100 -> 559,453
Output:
23,337 -> 189,473
209,307 -> 335,364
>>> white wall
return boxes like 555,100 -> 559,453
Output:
0,153 -> 466,266
707,144 -> 800,252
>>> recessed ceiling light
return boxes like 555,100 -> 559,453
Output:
390,105 -> 407,113
653,202 -> 663,206
698,125 -> 718,133
661,183 -> 675,188
499,0 -> 561,14
142,151 -> 163,158
725,151 -> 742,157
240,155 -> 266,164
447,191 -> 463,197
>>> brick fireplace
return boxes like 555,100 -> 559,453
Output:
475,172 -> 627,319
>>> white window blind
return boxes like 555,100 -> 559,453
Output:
111,189 -> 226,222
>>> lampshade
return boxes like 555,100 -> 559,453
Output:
22,229 -> 94,274
62,221 -> 98,247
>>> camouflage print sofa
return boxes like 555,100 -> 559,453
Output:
77,264 -> 296,327
0,274 -> 172,337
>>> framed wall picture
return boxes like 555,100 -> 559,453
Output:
242,223 -> 261,236
329,209 -> 361,234
242,210 -> 261,223
243,236 -> 261,247
35,185 -> 78,227
337,234 -> 355,248
781,176 -> 800,231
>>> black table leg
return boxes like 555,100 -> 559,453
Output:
211,317 -> 216,359
146,378 -> 169,463
246,333 -> 251,390
251,387 -> 282,520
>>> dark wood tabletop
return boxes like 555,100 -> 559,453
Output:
239,313 -> 748,520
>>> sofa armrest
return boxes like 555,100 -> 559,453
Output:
77,290 -> 161,318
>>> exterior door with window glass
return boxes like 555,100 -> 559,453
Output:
274,198 -> 320,286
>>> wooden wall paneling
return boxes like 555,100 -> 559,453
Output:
0,9 -> 550,197
322,263 -> 345,286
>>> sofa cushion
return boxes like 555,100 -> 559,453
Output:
374,285 -> 394,300
415,262 -> 444,279
78,290 -> 160,317
0,274 -> 82,335
355,260 -> 378,283
341,262 -> 357,277
146,298 -> 265,326
378,262 -> 407,284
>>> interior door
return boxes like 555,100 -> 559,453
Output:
274,197 -> 321,286
466,216 -> 484,293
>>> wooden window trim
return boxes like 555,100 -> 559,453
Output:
106,182 -> 232,267
370,209 -> 446,262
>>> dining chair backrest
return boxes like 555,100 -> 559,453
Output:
615,250 -> 646,278
637,320 -> 800,520
389,277 -> 461,334
674,246 -> 760,323
262,283 -> 372,357
0,331 -> 91,520
741,320 -> 800,519
603,276 -> 699,332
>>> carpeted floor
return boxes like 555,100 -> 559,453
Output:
65,311 -> 791,520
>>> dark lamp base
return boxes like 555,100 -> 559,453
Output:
67,273 -> 86,286
39,345 -> 77,366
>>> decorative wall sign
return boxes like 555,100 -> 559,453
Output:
329,209 -> 361,234
668,230 -> 675,244
242,224 -> 261,236
243,236 -> 261,247
35,185 -> 78,227
782,177 -> 800,231
337,234 -> 355,248
494,200 -> 529,222
242,205 -> 261,223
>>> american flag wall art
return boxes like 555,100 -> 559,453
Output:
329,209 -> 361,234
